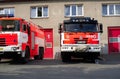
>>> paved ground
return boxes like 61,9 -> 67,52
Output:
0,54 -> 120,79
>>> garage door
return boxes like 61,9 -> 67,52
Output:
108,27 -> 120,54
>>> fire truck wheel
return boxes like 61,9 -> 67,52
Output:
21,47 -> 30,64
91,52 -> 100,63
61,52 -> 71,62
39,47 -> 44,60
34,47 -> 44,60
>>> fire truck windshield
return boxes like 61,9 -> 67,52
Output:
0,20 -> 20,31
64,23 -> 98,32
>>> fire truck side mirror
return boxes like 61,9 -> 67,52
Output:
58,23 -> 62,33
99,24 -> 103,33
23,24 -> 27,31
27,25 -> 30,35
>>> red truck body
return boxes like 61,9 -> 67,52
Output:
0,15 -> 45,63
59,17 -> 103,62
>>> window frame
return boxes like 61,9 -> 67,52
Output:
0,7 -> 15,16
30,6 -> 49,18
102,4 -> 120,16
65,4 -> 84,17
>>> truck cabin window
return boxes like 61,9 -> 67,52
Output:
64,23 -> 98,32
0,20 -> 20,31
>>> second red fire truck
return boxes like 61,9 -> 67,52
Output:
0,15 -> 45,63
59,17 -> 103,63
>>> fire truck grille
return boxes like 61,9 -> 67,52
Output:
0,38 -> 6,46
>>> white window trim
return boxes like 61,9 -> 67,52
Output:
65,4 -> 84,17
107,5 -> 109,15
36,7 -> 38,18
114,5 -> 116,15
82,5 -> 84,16
31,6 -> 49,18
102,4 -> 120,16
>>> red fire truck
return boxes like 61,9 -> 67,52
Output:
0,15 -> 45,63
59,17 -> 103,63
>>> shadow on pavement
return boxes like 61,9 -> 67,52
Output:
100,54 -> 120,65
0,54 -> 120,65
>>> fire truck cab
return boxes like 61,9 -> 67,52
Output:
59,17 -> 103,63
0,15 -> 45,63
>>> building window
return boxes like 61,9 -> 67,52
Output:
0,8 -> 15,16
31,6 -> 48,18
65,4 -> 83,17
102,4 -> 120,16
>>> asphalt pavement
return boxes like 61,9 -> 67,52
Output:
0,54 -> 120,79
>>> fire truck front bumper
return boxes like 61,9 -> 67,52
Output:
0,45 -> 22,58
61,44 -> 102,53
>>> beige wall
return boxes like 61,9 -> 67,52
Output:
0,0 -> 120,57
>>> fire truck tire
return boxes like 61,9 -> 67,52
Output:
39,47 -> 44,60
21,47 -> 30,64
61,52 -> 71,62
90,52 -> 100,63
34,47 -> 44,60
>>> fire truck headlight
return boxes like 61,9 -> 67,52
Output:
62,46 -> 68,49
12,47 -> 19,51
64,47 -> 68,49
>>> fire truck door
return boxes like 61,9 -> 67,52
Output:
44,29 -> 53,59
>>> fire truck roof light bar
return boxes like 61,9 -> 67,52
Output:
0,14 -> 14,18
70,17 -> 91,21
64,17 -> 97,23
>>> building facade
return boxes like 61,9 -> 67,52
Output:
0,0 -> 120,58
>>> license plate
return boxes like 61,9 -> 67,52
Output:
0,48 -> 3,51
77,41 -> 86,44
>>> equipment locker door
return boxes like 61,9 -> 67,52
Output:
44,29 -> 53,59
